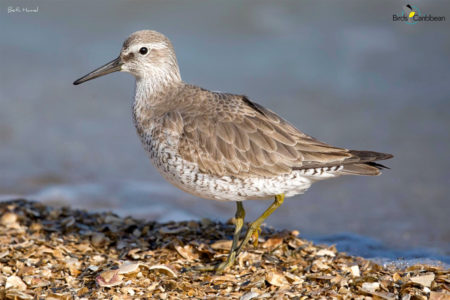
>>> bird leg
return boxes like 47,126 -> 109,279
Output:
215,194 -> 285,273
215,201 -> 245,273
234,194 -> 284,258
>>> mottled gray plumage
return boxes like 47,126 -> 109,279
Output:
135,83 -> 391,180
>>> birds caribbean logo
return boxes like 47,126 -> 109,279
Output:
403,4 -> 420,24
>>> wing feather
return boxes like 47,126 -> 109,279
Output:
160,89 -> 391,178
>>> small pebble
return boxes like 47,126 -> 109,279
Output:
1,212 -> 18,226
350,265 -> 360,277
91,232 -> 107,247
6,275 -> 27,290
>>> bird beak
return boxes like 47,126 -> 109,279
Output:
73,57 -> 122,85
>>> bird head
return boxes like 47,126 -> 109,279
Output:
74,30 -> 181,86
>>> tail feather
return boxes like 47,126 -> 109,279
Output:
340,150 -> 393,176
348,150 -> 393,162
340,163 -> 381,176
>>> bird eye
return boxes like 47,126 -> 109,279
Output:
139,47 -> 148,55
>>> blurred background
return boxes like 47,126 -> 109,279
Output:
1,0 -> 449,263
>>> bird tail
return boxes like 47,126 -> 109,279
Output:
339,150 -> 393,176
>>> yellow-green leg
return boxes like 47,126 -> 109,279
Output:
234,194 -> 284,257
215,201 -> 246,273
215,194 -> 285,273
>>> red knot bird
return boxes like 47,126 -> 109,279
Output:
73,30 -> 393,272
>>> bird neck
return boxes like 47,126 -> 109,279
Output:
134,67 -> 182,106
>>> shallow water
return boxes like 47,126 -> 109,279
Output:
1,1 -> 449,262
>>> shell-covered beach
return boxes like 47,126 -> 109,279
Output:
1,200 -> 448,299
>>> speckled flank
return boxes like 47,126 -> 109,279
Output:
133,111 -> 343,201
142,137 -> 331,202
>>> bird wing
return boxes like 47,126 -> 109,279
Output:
168,92 -> 389,178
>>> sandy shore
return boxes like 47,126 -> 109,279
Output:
0,199 -> 448,299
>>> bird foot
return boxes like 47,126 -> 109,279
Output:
191,256 -> 236,274
251,226 -> 262,247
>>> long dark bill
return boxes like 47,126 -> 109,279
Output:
73,57 -> 122,85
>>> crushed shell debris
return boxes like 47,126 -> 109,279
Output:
0,199 -> 448,299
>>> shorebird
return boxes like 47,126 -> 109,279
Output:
73,30 -> 393,272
